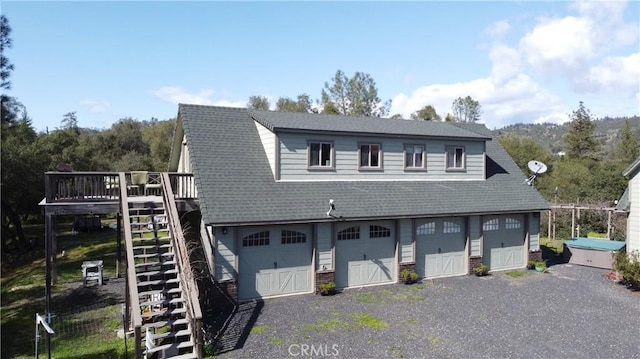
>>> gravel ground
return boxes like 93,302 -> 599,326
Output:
211,264 -> 640,359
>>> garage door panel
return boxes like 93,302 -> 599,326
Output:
416,218 -> 466,278
483,215 -> 525,271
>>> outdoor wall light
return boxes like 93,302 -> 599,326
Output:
222,227 -> 228,235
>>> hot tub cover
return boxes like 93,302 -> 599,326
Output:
565,237 -> 626,252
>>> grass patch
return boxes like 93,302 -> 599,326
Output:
587,232 -> 607,238
401,318 -> 419,326
427,335 -> 442,350
269,337 -> 282,347
352,312 -> 388,330
540,236 -> 565,255
302,319 -> 348,332
250,325 -> 269,334
506,270 -> 526,278
354,287 -> 425,305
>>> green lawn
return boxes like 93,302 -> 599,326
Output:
1,225 -> 132,359
540,236 -> 565,255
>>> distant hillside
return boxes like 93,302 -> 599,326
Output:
493,116 -> 640,155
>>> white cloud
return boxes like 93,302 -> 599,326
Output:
485,20 -> 510,38
211,99 -> 248,108
582,52 -> 640,94
81,99 -> 110,113
152,86 -> 216,105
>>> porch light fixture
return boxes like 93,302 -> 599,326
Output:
222,227 -> 228,235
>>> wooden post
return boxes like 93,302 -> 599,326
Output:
548,210 -> 552,240
52,216 -> 58,286
607,209 -> 612,239
576,207 -> 581,237
571,205 -> 576,238
116,213 -> 121,278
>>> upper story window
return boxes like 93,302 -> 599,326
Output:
404,145 -> 425,170
446,146 -> 465,171
308,141 -> 334,169
359,143 -> 382,170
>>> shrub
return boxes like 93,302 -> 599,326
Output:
527,260 -> 537,270
614,250 -> 640,289
319,281 -> 336,296
534,260 -> 547,272
400,269 -> 419,284
473,263 -> 489,276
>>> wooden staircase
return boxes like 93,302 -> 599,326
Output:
120,173 -> 202,359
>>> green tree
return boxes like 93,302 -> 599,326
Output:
444,113 -> 455,122
451,96 -> 481,122
411,105 -> 441,121
614,120 -> 639,166
247,95 -> 270,110
275,94 -> 313,113
1,15 -> 18,124
498,133 -> 552,174
564,101 -> 600,160
321,70 -> 390,117
142,119 -> 176,171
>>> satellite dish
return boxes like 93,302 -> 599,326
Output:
525,160 -> 548,186
527,160 -> 548,174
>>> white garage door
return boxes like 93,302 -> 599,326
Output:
483,215 -> 525,271
335,222 -> 395,288
415,218 -> 466,278
238,226 -> 312,300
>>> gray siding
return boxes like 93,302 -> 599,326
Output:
278,132 -> 485,181
316,223 -> 333,270
202,224 -> 215,277
629,174 -> 640,253
399,218 -> 413,263
529,213 -> 540,250
255,121 -> 277,178
215,227 -> 237,280
469,216 -> 481,257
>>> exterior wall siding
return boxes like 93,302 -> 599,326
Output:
215,227 -> 237,281
316,223 -> 333,270
629,174 -> 640,253
177,135 -> 190,173
399,218 -> 414,263
278,133 -> 485,181
255,121 -> 278,178
469,216 -> 481,257
202,224 -> 215,277
529,213 -> 540,251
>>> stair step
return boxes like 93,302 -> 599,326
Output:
168,353 -> 198,359
140,296 -> 185,307
134,252 -> 174,259
138,287 -> 182,298
135,260 -> 177,269
133,243 -> 172,251
132,235 -> 171,242
141,306 -> 186,320
147,328 -> 192,341
142,318 -> 189,330
144,340 -> 193,356
138,277 -> 180,287
136,268 -> 178,278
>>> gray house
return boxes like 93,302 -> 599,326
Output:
168,104 -> 548,301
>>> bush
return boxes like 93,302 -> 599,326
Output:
319,281 -> 336,296
614,250 -> 640,289
527,260 -> 537,270
473,263 -> 489,276
400,269 -> 419,284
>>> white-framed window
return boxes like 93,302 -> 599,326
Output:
505,217 -> 521,229
281,230 -> 307,244
242,231 -> 270,247
337,226 -> 360,240
359,143 -> 382,169
446,146 -> 465,171
369,225 -> 391,238
404,145 -> 425,169
443,220 -> 462,233
416,222 -> 435,235
308,141 -> 333,168
483,218 -> 499,231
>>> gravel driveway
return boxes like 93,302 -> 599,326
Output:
210,264 -> 640,358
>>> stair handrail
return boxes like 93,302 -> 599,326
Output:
161,173 -> 203,358
119,172 -> 143,358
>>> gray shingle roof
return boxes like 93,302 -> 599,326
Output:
249,109 -> 490,140
178,104 -> 549,226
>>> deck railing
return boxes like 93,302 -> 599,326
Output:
44,172 -> 196,202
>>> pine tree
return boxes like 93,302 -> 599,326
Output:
614,120 -> 639,166
564,101 -> 600,160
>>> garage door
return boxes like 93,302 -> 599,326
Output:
415,218 -> 466,278
238,226 -> 312,300
335,222 -> 395,288
483,215 -> 525,271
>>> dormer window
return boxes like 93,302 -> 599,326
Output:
359,143 -> 382,170
308,141 -> 334,169
446,146 -> 465,171
404,145 -> 425,170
